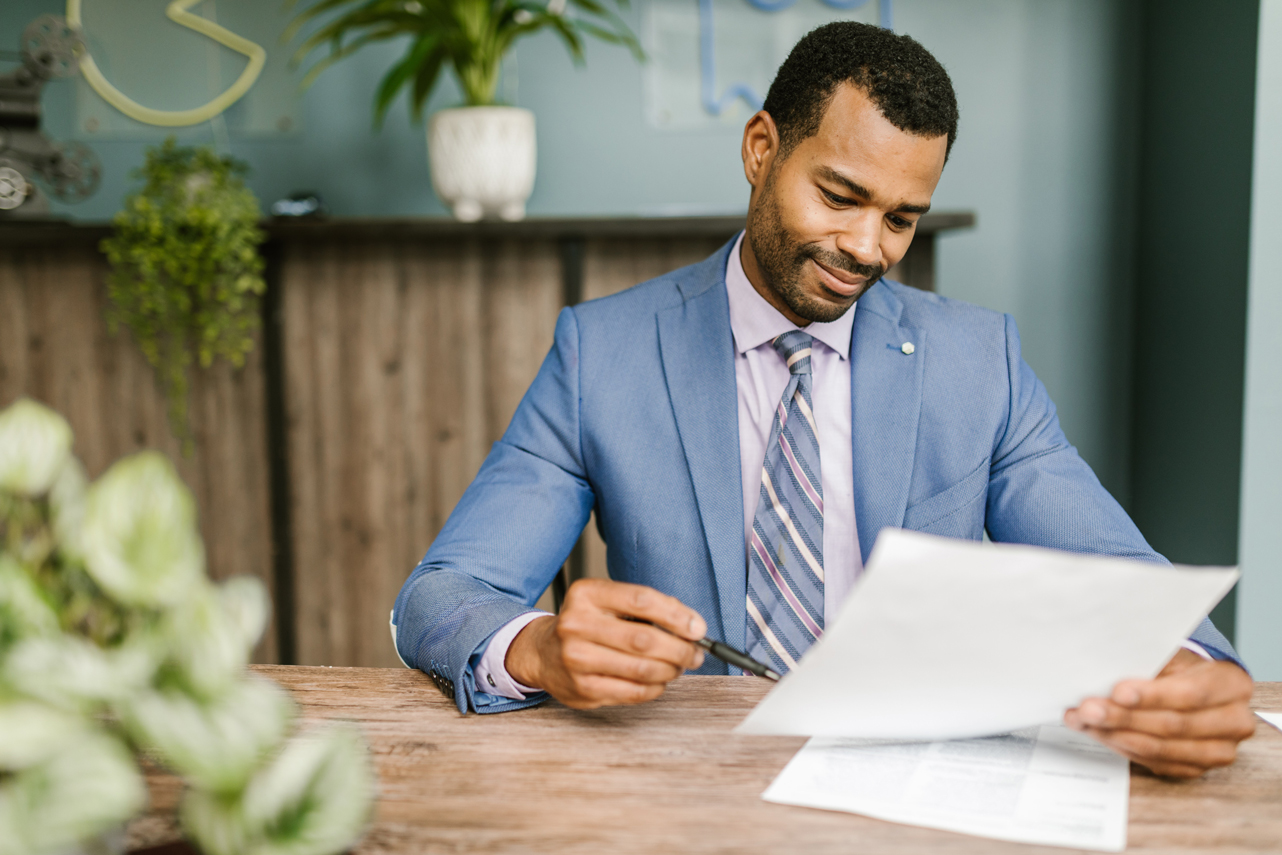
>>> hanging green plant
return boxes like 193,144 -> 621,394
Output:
100,138 -> 266,452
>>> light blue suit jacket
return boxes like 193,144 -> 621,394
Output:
393,238 -> 1240,713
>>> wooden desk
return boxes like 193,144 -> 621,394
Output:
127,668 -> 1282,854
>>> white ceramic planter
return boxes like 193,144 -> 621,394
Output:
427,106 -> 536,222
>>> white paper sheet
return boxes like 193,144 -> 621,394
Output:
737,529 -> 1238,740
1257,711 -> 1282,732
763,725 -> 1129,852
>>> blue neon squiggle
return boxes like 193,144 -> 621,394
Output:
742,0 -> 800,12
699,0 -> 892,117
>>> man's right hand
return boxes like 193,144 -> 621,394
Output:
505,579 -> 707,709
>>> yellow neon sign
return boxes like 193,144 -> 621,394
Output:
65,0 -> 265,127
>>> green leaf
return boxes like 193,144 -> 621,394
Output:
544,14 -> 586,62
290,8 -> 421,65
297,26 -> 411,89
574,19 -> 644,60
410,47 -> 448,119
284,0 -> 643,123
373,33 -> 440,127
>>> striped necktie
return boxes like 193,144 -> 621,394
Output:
745,330 -> 824,674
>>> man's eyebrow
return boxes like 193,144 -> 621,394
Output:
816,166 -> 932,215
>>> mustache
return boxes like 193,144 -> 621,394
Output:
801,246 -> 885,282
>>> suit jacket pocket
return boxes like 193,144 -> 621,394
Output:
901,460 -> 989,539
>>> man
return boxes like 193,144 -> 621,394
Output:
394,22 -> 1254,778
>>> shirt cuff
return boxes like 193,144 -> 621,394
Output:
1181,640 -> 1214,661
473,611 -> 551,701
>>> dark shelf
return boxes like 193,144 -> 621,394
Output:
0,212 -> 975,247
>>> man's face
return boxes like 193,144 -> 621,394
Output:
741,83 -> 949,325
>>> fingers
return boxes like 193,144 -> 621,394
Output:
1062,659 -> 1256,778
1108,660 -> 1253,712
1066,698 -> 1258,741
568,578 -> 708,640
555,675 -> 666,710
560,639 -> 686,686
558,608 -> 704,671
530,580 -> 709,710
1077,725 -> 1242,779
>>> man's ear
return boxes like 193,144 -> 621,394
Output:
742,111 -> 780,190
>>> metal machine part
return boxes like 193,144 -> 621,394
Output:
0,14 -> 101,216
0,165 -> 28,210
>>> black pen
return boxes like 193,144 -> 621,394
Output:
622,617 -> 781,681
692,636 -> 781,682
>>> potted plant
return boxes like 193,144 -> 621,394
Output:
286,0 -> 642,221
0,398 -> 373,855
100,139 -> 267,452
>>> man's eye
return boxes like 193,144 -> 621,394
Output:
822,189 -> 854,206
888,215 -> 912,229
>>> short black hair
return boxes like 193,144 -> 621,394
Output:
763,22 -> 959,159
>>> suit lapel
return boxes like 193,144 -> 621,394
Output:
850,281 -> 925,563
656,260 -> 746,651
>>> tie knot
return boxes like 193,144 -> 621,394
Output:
773,331 -> 814,375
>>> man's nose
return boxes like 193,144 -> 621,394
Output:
834,211 -> 884,271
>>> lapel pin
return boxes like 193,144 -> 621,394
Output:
901,341 -> 916,355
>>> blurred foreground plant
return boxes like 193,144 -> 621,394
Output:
0,398 -> 373,855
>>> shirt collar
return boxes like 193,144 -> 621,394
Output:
724,232 -> 856,359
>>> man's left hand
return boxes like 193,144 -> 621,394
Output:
1064,648 -> 1256,778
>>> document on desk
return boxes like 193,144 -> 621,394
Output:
1258,712 -> 1282,732
737,529 -> 1237,740
763,724 -> 1129,852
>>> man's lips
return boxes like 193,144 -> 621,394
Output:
810,257 -> 869,298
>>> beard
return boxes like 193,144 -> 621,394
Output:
745,175 -> 885,324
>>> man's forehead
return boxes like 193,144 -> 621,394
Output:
802,84 -> 948,197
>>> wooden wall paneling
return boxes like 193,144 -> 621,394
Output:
284,241 -> 389,667
339,242 -> 406,668
479,239 -> 564,613
581,237 -> 733,302
283,238 -> 564,666
401,240 -> 488,578
181,319 -> 275,665
480,240 -> 564,436
0,245 -> 277,662
884,234 -> 934,292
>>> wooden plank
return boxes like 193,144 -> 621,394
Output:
885,233 -> 937,292
126,670 -> 1282,855
283,239 -> 564,665
581,236 -> 733,302
480,240 -> 564,614
0,245 -> 277,662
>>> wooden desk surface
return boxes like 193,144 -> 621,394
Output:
127,667 -> 1282,855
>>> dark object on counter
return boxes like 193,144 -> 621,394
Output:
271,192 -> 327,218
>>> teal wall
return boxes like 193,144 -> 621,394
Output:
1128,0 -> 1260,641
1238,0 -> 1282,679
2,0 -> 1147,504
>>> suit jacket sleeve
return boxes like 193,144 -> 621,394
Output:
393,307 -> 596,712
984,314 -> 1243,669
